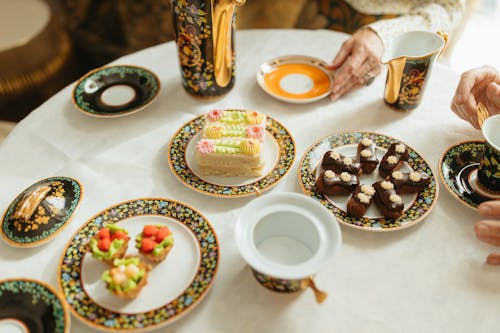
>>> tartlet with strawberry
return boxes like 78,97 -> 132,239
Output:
86,224 -> 130,264
135,225 -> 174,262
101,256 -> 151,299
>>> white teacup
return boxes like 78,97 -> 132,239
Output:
235,192 -> 342,303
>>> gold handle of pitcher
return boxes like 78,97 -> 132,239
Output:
211,0 -> 245,88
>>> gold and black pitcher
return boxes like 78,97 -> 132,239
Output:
171,0 -> 245,99
381,31 -> 448,112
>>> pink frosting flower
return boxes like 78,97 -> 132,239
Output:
207,109 -> 223,121
247,125 -> 264,140
197,139 -> 215,154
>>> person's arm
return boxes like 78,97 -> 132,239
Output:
367,0 -> 465,48
474,201 -> 500,264
451,66 -> 500,129
329,0 -> 464,101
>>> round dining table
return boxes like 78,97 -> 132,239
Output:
0,29 -> 498,333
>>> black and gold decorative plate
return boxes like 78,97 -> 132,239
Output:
72,65 -> 160,118
439,140 -> 493,210
168,112 -> 295,197
299,131 -> 438,231
0,278 -> 70,333
59,198 -> 219,332
0,177 -> 83,247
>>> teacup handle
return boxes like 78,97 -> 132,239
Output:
303,277 -> 327,304
436,31 -> 449,59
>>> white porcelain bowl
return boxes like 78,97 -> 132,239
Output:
235,192 -> 341,280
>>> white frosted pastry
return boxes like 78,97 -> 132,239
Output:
195,138 -> 264,177
196,110 -> 266,177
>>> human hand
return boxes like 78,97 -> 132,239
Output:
451,65 -> 500,129
474,200 -> 500,264
328,27 -> 384,101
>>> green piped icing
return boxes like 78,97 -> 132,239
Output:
214,138 -> 243,154
221,111 -> 247,124
222,125 -> 246,137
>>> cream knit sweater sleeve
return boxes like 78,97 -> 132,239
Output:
344,0 -> 465,47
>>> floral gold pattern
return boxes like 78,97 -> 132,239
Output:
477,142 -> 500,194
1,177 -> 82,247
58,198 -> 219,331
439,141 -> 490,210
252,269 -> 305,293
299,131 -> 438,231
168,111 -> 295,197
73,65 -> 160,117
0,278 -> 70,333
172,0 -> 241,98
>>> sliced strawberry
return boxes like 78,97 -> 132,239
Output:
98,238 -> 110,251
143,225 -> 159,237
141,238 -> 158,253
98,228 -> 110,239
156,226 -> 171,242
111,230 -> 129,241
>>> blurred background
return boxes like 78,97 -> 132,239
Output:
0,0 -> 499,140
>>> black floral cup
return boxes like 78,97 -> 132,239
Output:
171,0 -> 245,99
477,115 -> 500,195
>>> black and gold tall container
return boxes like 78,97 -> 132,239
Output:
171,0 -> 245,99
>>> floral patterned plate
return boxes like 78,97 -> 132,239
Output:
439,141 -> 492,210
72,65 -> 160,118
1,177 -> 83,248
299,131 -> 439,231
168,112 -> 295,197
58,198 -> 219,332
0,278 -> 70,333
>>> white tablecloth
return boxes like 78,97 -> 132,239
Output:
1,29 -> 498,333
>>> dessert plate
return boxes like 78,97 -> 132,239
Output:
0,278 -> 70,333
168,113 -> 295,197
299,131 -> 438,231
58,198 -> 219,332
1,176 -> 83,247
439,140 -> 494,210
256,55 -> 333,103
72,65 -> 160,117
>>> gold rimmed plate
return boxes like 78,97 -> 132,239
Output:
299,131 -> 439,231
0,278 -> 70,333
256,55 -> 333,104
72,65 -> 160,118
58,198 -> 219,332
168,111 -> 295,197
1,176 -> 83,248
439,140 -> 496,210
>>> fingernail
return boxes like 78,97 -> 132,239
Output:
475,223 -> 489,235
332,86 -> 339,94
478,203 -> 493,216
455,93 -> 463,104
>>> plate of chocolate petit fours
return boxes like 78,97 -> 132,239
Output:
58,198 -> 219,332
168,109 -> 295,197
299,131 -> 439,231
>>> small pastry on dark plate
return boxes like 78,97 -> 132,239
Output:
389,170 -> 431,194
316,170 -> 359,195
321,150 -> 361,176
356,138 -> 379,174
379,143 -> 410,178
346,184 -> 376,218
373,180 -> 404,219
